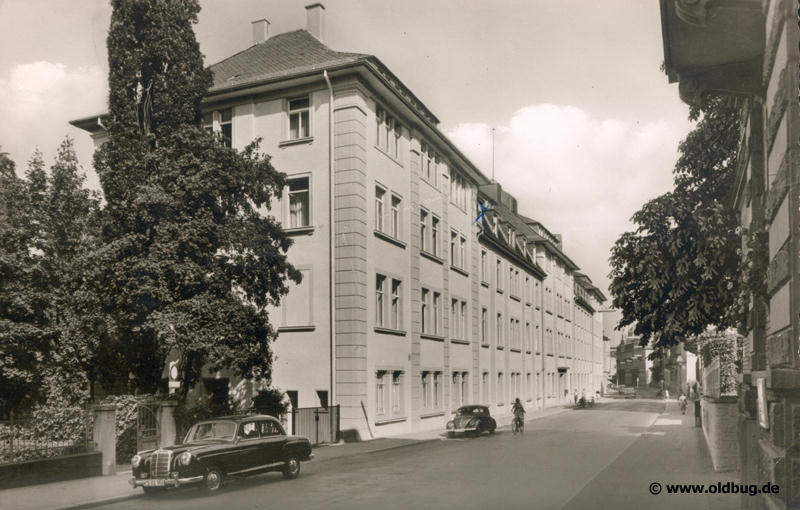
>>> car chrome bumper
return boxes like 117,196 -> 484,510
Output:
449,427 -> 478,433
130,475 -> 203,488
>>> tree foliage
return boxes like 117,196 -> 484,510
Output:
609,96 -> 741,350
0,140 -> 98,413
85,0 -> 300,395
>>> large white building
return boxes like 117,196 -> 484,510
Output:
73,4 -> 607,440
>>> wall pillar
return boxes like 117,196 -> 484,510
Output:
158,401 -> 178,447
92,404 -> 116,475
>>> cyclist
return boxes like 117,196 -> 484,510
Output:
511,398 -> 525,433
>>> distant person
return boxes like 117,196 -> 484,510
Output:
678,392 -> 687,414
664,389 -> 670,401
573,389 -> 578,405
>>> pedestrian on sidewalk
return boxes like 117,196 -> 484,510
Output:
573,389 -> 578,405
664,389 -> 670,401
678,392 -> 687,414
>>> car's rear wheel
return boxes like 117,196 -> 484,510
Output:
283,455 -> 301,479
203,466 -> 224,492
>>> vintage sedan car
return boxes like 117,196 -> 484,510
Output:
129,414 -> 313,493
446,405 -> 496,437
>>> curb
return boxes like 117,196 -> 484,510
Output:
60,492 -> 140,510
314,437 -> 441,463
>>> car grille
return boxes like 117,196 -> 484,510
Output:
150,450 -> 172,478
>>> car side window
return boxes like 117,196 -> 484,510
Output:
260,421 -> 282,437
239,421 -> 259,440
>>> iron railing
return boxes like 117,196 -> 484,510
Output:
0,409 -> 94,464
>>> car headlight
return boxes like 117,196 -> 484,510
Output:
446,421 -> 454,429
178,452 -> 193,466
131,455 -> 141,468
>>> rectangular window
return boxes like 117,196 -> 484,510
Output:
497,372 -> 503,405
422,373 -> 430,408
393,123 -> 401,160
481,307 -> 488,345
420,209 -> 428,252
452,372 -> 460,407
451,299 -> 459,339
459,236 -> 466,270
433,373 -> 441,408
450,230 -> 457,266
376,372 -> 385,415
376,107 -> 384,147
391,279 -> 401,329
433,292 -> 441,335
202,111 -> 214,134
461,372 -> 468,406
392,372 -> 402,413
431,216 -> 440,256
375,274 -> 385,326
481,251 -> 487,281
496,260 -> 502,290
288,98 -> 310,140
482,372 -> 489,404
391,195 -> 401,239
526,321 -> 531,351
526,373 -> 532,401
219,108 -> 232,147
421,288 -> 429,334
497,313 -> 503,347
375,186 -> 385,232
460,301 -> 467,341
288,177 -> 310,228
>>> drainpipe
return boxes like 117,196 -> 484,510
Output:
324,70 -> 336,440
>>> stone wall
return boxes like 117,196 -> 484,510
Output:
701,397 -> 740,472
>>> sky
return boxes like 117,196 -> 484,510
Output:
0,0 -> 694,298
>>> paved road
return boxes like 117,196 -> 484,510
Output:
97,399 -> 737,510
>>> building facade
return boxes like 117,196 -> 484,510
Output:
660,0 -> 797,507
73,4 -> 607,440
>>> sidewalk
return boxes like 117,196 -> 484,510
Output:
0,403 -> 573,510
564,398 -> 742,510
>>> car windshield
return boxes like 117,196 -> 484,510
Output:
459,407 -> 487,415
188,421 -> 236,442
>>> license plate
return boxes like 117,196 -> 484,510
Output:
143,479 -> 165,487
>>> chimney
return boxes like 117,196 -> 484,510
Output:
252,18 -> 270,45
305,3 -> 325,41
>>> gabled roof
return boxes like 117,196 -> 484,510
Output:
209,29 -> 367,93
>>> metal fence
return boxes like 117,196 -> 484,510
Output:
291,405 -> 339,445
0,409 -> 95,464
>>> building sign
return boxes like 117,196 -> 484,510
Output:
757,377 -> 768,429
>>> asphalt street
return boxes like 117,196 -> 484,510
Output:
92,398 -> 738,510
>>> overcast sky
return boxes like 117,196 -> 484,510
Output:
0,0 -> 694,298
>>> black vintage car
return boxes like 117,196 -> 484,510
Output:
130,414 -> 313,493
446,405 -> 497,437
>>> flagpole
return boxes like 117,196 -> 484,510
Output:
491,127 -> 495,182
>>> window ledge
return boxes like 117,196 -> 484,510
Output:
279,137 -> 314,147
450,265 -> 469,277
525,301 -> 532,307
374,326 -> 407,337
497,346 -> 505,351
481,343 -> 490,349
375,416 -> 407,425
496,288 -> 504,295
284,226 -> 315,236
421,333 -> 445,342
451,339 -> 470,345
510,294 -> 521,302
278,325 -> 316,332
374,230 -> 406,249
420,250 -> 445,265
374,145 -> 404,167
497,403 -> 505,407
526,350 -> 532,354
420,411 -> 445,419
480,280 -> 490,288
510,348 -> 521,353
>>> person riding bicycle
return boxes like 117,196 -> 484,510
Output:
512,398 -> 525,431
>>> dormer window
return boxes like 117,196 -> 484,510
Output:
288,97 -> 310,140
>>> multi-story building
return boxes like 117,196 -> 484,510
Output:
615,326 -> 652,388
659,0 -> 797,507
72,4 -> 605,440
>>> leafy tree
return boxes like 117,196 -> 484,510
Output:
86,0 -> 299,395
609,96 -> 741,350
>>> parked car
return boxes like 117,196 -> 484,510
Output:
129,414 -> 313,493
446,405 -> 496,437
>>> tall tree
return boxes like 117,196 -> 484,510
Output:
609,96 -> 741,350
87,0 -> 299,394
0,149 -> 48,412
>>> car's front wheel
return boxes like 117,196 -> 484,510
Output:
283,456 -> 301,479
203,466 -> 224,492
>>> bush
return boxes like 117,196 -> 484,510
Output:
174,394 -> 236,441
699,332 -> 741,396
250,387 -> 289,419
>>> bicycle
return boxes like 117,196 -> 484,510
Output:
511,415 -> 524,435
